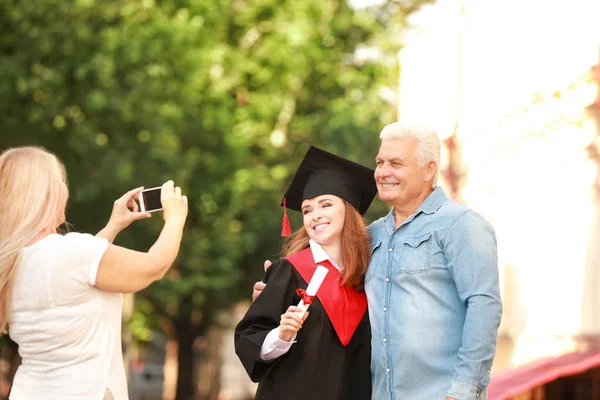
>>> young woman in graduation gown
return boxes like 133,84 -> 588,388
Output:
234,146 -> 377,400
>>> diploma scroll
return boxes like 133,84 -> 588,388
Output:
295,265 -> 329,318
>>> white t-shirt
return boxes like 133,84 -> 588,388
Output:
8,233 -> 128,400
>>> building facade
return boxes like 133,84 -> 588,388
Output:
397,0 -> 600,372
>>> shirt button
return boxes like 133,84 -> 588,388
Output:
388,248 -> 393,252
386,368 -> 390,373
383,307 -> 387,312
383,337 -> 387,342
385,278 -> 390,282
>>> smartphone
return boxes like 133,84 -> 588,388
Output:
139,186 -> 163,213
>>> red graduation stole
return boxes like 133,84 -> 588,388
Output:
286,248 -> 367,346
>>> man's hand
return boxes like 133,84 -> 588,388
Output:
445,397 -> 459,400
251,260 -> 272,301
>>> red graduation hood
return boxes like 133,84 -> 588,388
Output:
287,248 -> 367,346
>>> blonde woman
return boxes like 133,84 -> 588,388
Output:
0,147 -> 188,400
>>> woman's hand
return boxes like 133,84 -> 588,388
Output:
96,181 -> 188,293
111,186 -> 152,229
160,180 -> 188,224
97,187 -> 151,242
279,306 -> 309,342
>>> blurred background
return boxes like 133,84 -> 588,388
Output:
1,0 -> 599,399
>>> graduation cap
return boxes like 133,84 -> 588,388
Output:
280,145 -> 377,236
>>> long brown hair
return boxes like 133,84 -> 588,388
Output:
0,147 -> 69,333
282,200 -> 370,291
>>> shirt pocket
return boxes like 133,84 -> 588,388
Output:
398,233 -> 432,274
365,241 -> 382,283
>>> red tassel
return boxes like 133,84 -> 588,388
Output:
281,197 -> 291,237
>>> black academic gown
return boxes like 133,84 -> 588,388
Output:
234,258 -> 372,400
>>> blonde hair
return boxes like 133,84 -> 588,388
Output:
0,147 -> 69,332
380,122 -> 441,186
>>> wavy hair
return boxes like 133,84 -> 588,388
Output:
282,200 -> 370,291
0,147 -> 69,332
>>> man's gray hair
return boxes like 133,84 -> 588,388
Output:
379,122 -> 441,186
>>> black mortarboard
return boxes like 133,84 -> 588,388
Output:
280,146 -> 377,236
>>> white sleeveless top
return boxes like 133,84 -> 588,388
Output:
8,233 -> 128,400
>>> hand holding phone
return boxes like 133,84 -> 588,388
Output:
139,181 -> 187,224
103,187 -> 152,235
158,180 -> 188,223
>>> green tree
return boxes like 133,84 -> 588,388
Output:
0,0 -> 428,398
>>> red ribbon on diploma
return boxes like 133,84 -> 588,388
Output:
296,288 -> 314,305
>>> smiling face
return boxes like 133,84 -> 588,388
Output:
301,194 -> 346,247
374,138 -> 436,210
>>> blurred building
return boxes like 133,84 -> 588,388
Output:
396,0 -> 600,387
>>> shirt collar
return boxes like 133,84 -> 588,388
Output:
418,186 -> 447,215
309,239 -> 342,272
383,186 -> 448,232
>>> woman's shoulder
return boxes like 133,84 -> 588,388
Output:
57,232 -> 109,253
23,232 -> 108,273
63,232 -> 106,244
25,232 -> 106,250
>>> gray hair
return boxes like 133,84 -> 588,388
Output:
379,122 -> 441,186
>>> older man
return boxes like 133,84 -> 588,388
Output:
366,122 -> 501,400
253,123 -> 502,400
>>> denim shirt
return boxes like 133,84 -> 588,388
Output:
365,187 -> 502,400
